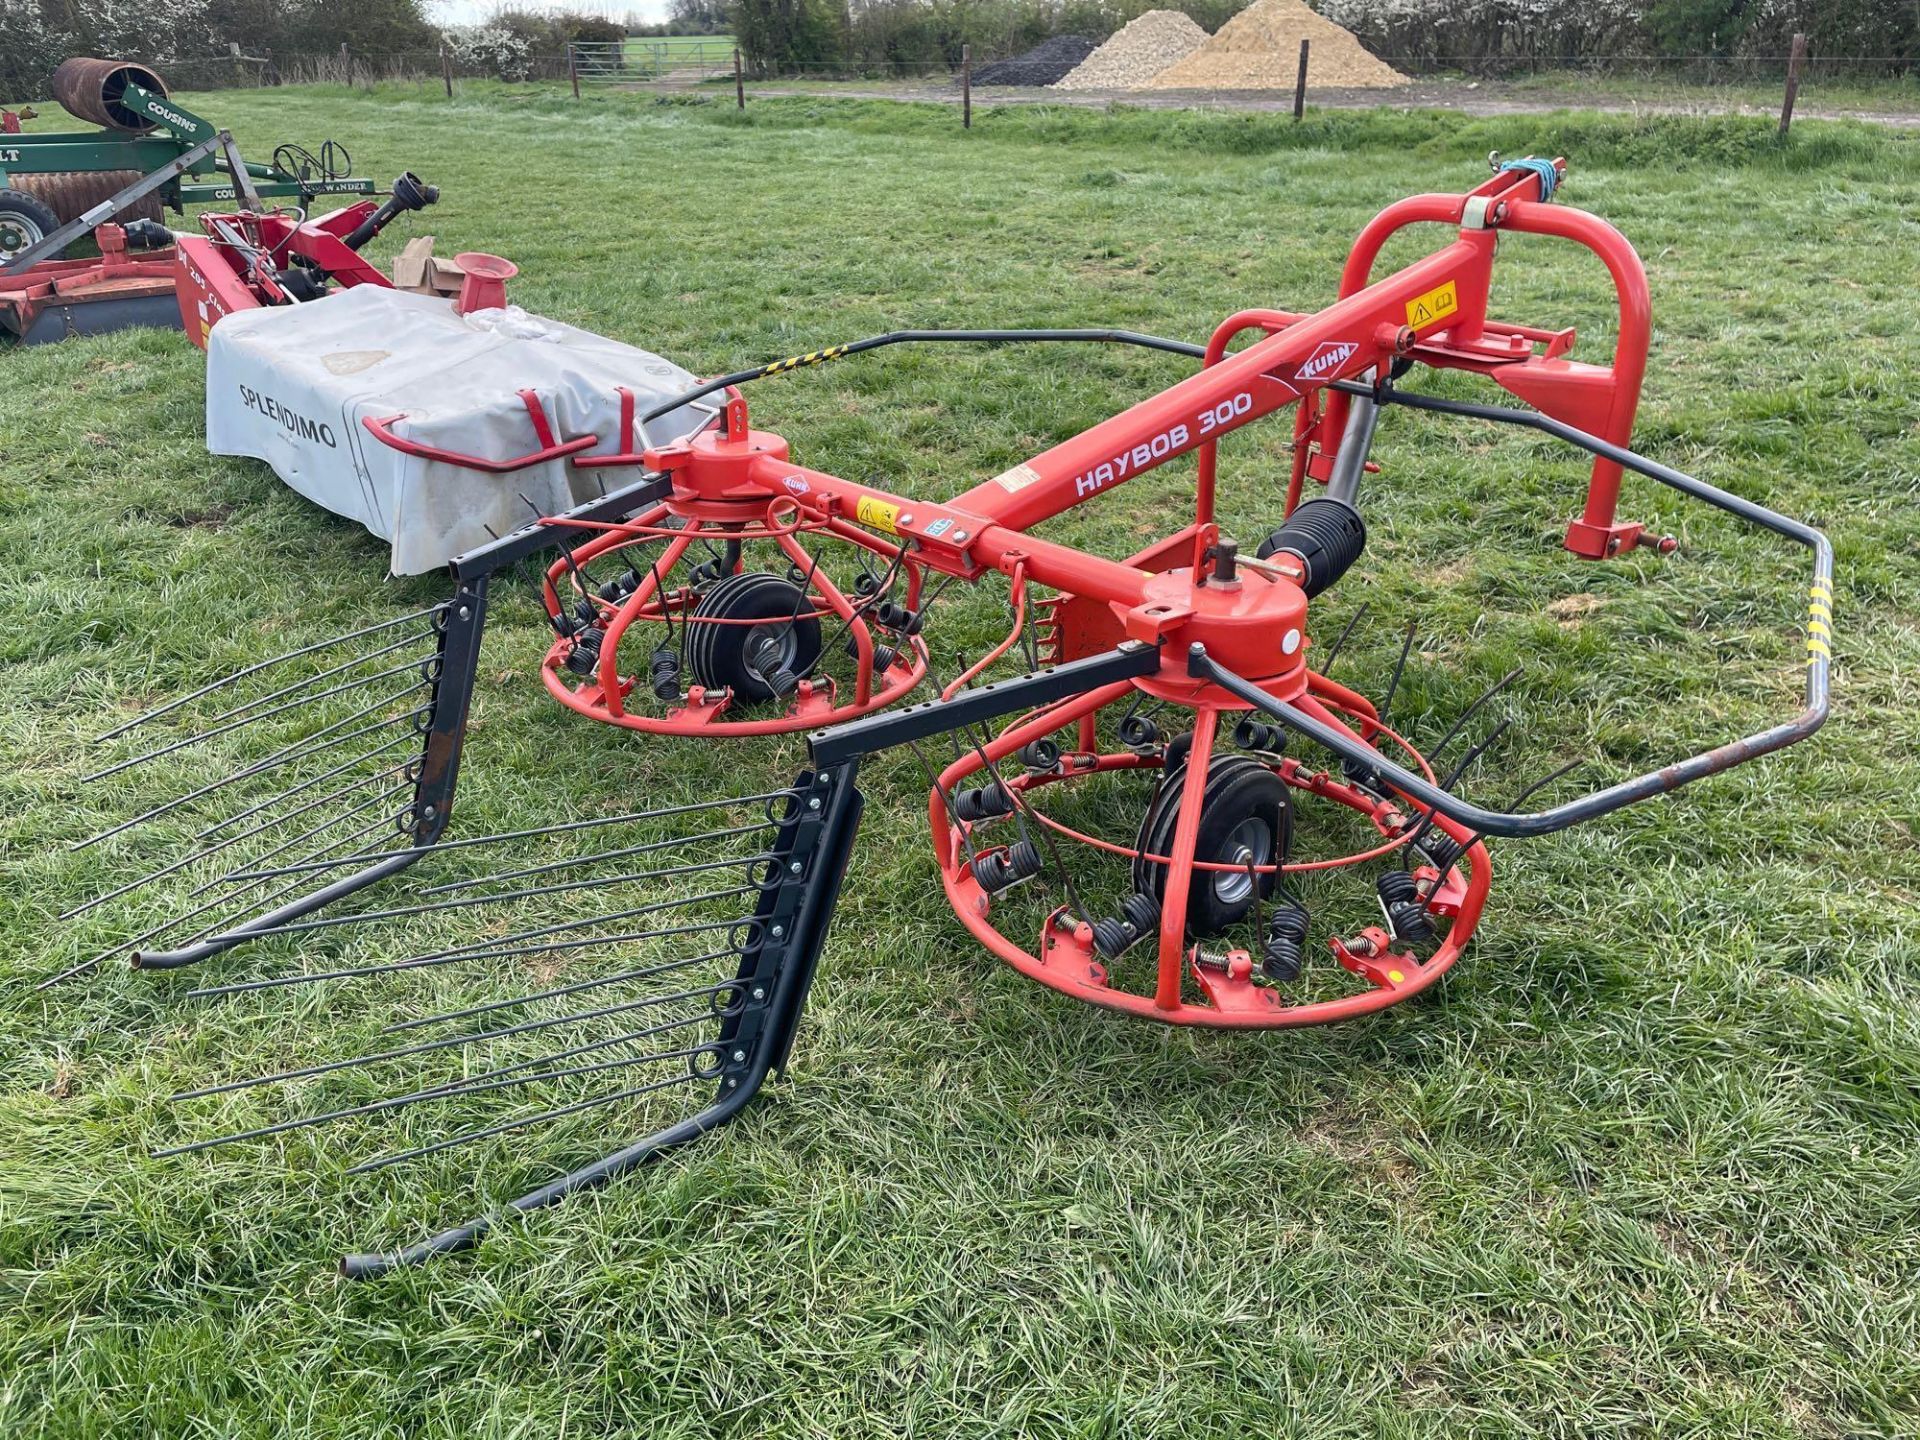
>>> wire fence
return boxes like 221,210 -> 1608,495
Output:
136,46 -> 1915,115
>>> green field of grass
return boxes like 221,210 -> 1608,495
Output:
2,87 -> 1918,1436
624,34 -> 735,61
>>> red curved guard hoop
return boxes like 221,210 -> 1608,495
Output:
361,389 -> 599,474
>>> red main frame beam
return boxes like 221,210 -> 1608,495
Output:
642,161 -> 1656,616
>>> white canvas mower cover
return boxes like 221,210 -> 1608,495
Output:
206,284 -> 710,573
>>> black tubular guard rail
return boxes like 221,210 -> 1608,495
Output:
1197,384 -> 1834,840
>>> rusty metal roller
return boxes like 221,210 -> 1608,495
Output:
9,172 -> 164,225
51,57 -> 170,131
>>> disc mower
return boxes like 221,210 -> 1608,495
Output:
56,158 -> 1833,1273
2,57 -> 427,344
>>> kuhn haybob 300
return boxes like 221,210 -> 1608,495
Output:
62,158 -> 1832,1273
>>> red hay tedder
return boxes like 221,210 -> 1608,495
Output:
59,157 -> 1833,1273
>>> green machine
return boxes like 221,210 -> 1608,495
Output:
0,57 -> 374,264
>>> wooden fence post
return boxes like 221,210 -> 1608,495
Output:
441,43 -> 454,99
1293,38 -> 1309,121
569,45 -> 581,100
1779,32 -> 1807,136
735,47 -> 745,108
962,44 -> 971,129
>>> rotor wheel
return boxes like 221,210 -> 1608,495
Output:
0,189 -> 62,266
1133,753 -> 1291,936
687,571 -> 823,703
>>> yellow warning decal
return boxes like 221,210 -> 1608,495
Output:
856,496 -> 900,534
1807,583 -> 1834,664
1406,280 -> 1459,331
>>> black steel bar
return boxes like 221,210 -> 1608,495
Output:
198,629 -> 440,728
637,328 -> 1208,428
73,686 -> 430,851
1193,389 -> 1832,845
158,1031 -> 713,1158
134,849 -> 426,969
42,804 -> 409,988
345,1070 -> 702,1176
94,606 -> 445,742
177,878 -> 757,948
197,731 -> 418,841
381,946 -> 738,1033
416,822 -> 772,896
809,643 -> 1160,766
60,767 -> 409,921
222,787 -> 802,884
81,656 -> 430,785
182,915 -> 757,1000
173,981 -> 733,1101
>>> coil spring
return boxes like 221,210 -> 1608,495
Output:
1234,718 -> 1287,753
649,644 -> 682,701
972,839 -> 1043,894
950,782 -> 1013,823
597,567 -> 642,603
1418,831 -> 1466,875
1090,891 -> 1161,959
1261,899 -> 1310,983
563,626 -> 604,677
688,558 -> 726,587
854,572 -> 883,597
1343,754 -> 1381,791
1377,870 -> 1435,944
1019,738 -> 1061,773
842,633 -> 899,671
745,633 -> 800,698
1117,712 -> 1161,750
869,601 -> 923,635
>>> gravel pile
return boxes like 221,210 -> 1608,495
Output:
973,34 -> 1100,87
1053,10 -> 1210,91
1148,0 -> 1407,89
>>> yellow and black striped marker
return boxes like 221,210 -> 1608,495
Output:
760,345 -> 851,376
1807,581 -> 1833,665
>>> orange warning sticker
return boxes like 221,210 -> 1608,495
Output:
1406,280 -> 1459,331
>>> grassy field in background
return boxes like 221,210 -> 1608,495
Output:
2,87 -> 1918,1436
623,34 -> 734,61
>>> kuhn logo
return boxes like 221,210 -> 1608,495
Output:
782,474 -> 810,495
1296,342 -> 1357,384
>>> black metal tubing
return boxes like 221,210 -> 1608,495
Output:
338,761 -> 865,1279
449,474 -> 673,580
1192,388 -> 1833,839
639,329 -> 1207,428
808,643 -> 1162,767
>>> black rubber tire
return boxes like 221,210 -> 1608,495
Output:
1133,753 -> 1291,936
0,189 -> 63,266
687,571 -> 822,703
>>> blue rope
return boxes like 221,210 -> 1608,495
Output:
1499,157 -> 1560,203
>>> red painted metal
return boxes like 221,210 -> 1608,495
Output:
171,201 -> 399,349
306,164 -> 1668,1023
361,390 -> 598,474
927,684 -> 1491,1028
0,223 -> 178,340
